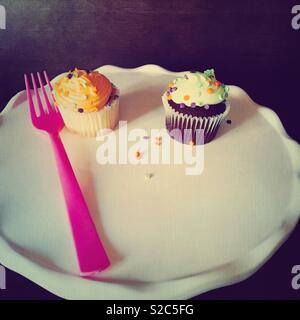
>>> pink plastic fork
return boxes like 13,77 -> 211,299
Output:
24,71 -> 110,276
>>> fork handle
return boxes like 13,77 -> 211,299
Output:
49,133 -> 110,275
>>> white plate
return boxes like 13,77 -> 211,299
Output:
0,65 -> 300,300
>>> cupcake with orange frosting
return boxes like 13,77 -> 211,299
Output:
53,68 -> 119,137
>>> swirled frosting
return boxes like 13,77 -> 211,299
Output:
166,69 -> 229,107
53,68 -> 113,113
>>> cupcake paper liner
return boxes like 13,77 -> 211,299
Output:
162,95 -> 230,144
59,92 -> 119,137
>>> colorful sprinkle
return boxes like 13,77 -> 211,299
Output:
207,88 -> 214,94
226,119 -> 232,124
167,95 -> 173,100
67,73 -> 73,79
179,103 -> 185,109
73,70 -> 79,78
155,136 -> 162,145
184,95 -> 190,101
168,82 -> 174,88
189,140 -> 195,146
135,151 -> 142,159
215,81 -> 222,87
204,69 -> 215,79
145,173 -> 154,180
204,105 -> 210,110
191,102 -> 196,108
78,108 -> 84,113
143,135 -> 150,140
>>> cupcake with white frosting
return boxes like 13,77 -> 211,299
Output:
162,69 -> 230,144
53,68 -> 119,137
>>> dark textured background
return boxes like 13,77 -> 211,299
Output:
0,0 -> 300,300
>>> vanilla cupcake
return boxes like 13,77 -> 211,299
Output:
162,69 -> 230,144
53,68 -> 119,137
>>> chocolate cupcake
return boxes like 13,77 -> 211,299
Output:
162,69 -> 230,144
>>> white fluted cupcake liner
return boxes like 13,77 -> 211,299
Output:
59,93 -> 119,138
162,94 -> 230,144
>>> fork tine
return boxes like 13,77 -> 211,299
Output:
37,72 -> 54,113
31,73 -> 45,116
43,70 -> 53,91
24,74 -> 37,121
43,70 -> 58,111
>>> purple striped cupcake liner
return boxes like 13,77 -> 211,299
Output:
162,95 -> 230,145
